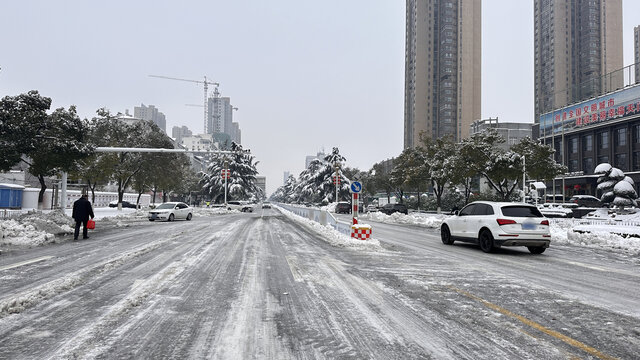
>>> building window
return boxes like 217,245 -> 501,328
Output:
633,152 -> 640,171
569,138 -> 578,154
583,134 -> 593,152
615,153 -> 627,171
616,128 -> 627,147
599,132 -> 609,149
634,125 -> 640,144
583,157 -> 593,174
569,159 -> 578,172
598,155 -> 609,164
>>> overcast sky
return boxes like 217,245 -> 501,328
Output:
2,1 -> 640,195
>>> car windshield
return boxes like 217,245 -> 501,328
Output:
501,206 -> 543,217
155,203 -> 176,210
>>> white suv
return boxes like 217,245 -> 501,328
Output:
440,201 -> 551,254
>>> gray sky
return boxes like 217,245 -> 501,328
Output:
2,1 -> 639,195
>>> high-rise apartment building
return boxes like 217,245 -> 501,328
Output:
635,25 -> 640,84
534,0 -> 623,122
404,0 -> 481,148
134,104 -> 166,133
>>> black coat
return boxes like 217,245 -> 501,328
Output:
72,197 -> 94,222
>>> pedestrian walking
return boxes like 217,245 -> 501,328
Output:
72,194 -> 94,240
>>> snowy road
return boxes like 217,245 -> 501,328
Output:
0,209 -> 639,359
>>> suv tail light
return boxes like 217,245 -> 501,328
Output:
496,219 -> 516,225
540,220 -> 549,226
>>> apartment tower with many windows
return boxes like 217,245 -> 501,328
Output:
404,0 -> 481,148
534,0 -> 623,122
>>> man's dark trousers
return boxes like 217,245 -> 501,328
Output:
74,220 -> 89,240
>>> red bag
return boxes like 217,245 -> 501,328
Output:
87,219 -> 95,230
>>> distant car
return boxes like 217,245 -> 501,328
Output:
109,200 -> 138,209
569,195 -> 603,208
380,203 -> 408,215
148,202 -> 192,222
335,202 -> 351,214
366,204 -> 379,212
262,202 -> 272,209
227,201 -> 254,212
440,201 -> 550,254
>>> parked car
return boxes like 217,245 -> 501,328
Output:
380,203 -> 408,215
109,200 -> 138,209
366,204 -> 378,212
569,195 -> 603,208
227,201 -> 254,212
335,202 -> 351,214
148,202 -> 192,222
440,201 -> 550,254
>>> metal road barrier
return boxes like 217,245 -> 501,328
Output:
276,204 -> 352,236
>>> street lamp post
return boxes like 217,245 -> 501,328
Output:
522,155 -> 526,203
224,160 -> 229,206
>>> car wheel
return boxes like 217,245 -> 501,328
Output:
168,214 -> 175,222
479,230 -> 494,253
528,246 -> 546,254
148,219 -> 155,222
441,225 -> 454,245
186,213 -> 192,221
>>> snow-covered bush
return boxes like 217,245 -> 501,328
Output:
594,163 -> 637,208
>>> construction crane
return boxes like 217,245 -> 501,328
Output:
149,75 -> 219,133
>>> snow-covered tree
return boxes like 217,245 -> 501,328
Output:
595,163 -> 637,208
270,175 -> 298,203
0,91 -> 92,205
200,142 -> 262,202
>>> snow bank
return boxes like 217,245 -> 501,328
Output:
275,206 -> 383,252
0,210 -> 75,247
550,218 -> 640,255
361,211 -> 446,228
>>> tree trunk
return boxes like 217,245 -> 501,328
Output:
117,180 -> 124,210
162,190 -> 167,203
88,179 -> 97,204
38,174 -> 47,209
136,191 -> 142,208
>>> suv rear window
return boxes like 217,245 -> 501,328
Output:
501,206 -> 543,217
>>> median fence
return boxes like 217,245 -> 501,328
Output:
276,204 -> 352,236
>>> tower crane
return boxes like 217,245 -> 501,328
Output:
149,75 -> 219,133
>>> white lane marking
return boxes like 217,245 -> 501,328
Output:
0,256 -> 55,271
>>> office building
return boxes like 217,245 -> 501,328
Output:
283,171 -> 291,185
172,126 -> 192,144
404,0 -> 481,148
534,0 -> 623,122
255,176 -> 266,196
305,151 -> 326,169
134,104 -> 167,133
469,118 -> 532,151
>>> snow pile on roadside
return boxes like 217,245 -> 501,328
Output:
191,207 -> 239,216
275,206 -> 383,251
549,218 -> 640,255
0,210 -> 76,247
361,211 -> 446,228
0,219 -> 56,246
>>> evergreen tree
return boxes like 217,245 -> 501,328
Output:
200,142 -> 261,202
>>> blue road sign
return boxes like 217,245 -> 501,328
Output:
350,181 -> 362,193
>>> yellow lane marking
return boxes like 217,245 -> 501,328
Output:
448,286 -> 617,360
0,256 -> 55,271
